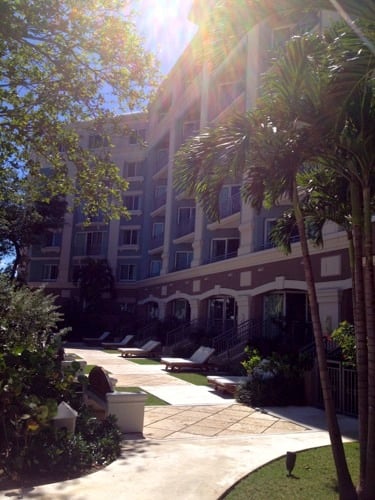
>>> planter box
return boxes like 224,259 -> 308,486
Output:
106,391 -> 147,433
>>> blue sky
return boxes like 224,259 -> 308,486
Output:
135,0 -> 197,73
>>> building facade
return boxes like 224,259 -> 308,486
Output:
27,5 -> 353,345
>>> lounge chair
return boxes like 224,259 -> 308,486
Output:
160,346 -> 215,372
83,331 -> 111,346
102,334 -> 134,348
118,339 -> 161,358
206,375 -> 249,395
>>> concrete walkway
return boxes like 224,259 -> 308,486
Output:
1,347 -> 358,500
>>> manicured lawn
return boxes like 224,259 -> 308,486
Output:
168,372 -> 209,386
115,387 -> 168,406
127,358 -> 161,365
223,442 -> 359,499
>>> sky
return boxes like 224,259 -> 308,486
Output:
135,0 -> 198,73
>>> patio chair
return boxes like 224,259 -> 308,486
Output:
83,331 -> 111,346
160,346 -> 215,372
102,334 -> 134,348
206,375 -> 249,395
118,339 -> 161,358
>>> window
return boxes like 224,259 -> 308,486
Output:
151,222 -> 164,247
124,195 -> 141,211
88,134 -> 109,149
152,222 -> 164,238
129,129 -> 146,145
42,264 -> 58,281
178,207 -> 195,223
74,231 -> 104,256
264,219 -> 277,248
211,238 -> 239,261
44,231 -> 62,247
219,185 -> 241,217
119,263 -> 137,281
124,161 -> 142,178
150,260 -> 161,277
175,251 -> 193,270
120,229 -> 139,246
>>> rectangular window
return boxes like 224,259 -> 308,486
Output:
88,134 -> 109,149
45,231 -> 62,247
124,195 -> 141,211
178,207 -> 196,223
42,264 -> 58,281
119,264 -> 137,281
264,219 -> 277,249
152,222 -> 164,238
175,251 -> 193,271
124,162 -> 139,178
129,129 -> 146,145
74,231 -> 104,256
150,260 -> 161,277
211,238 -> 239,261
120,229 -> 139,245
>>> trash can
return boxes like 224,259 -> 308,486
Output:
106,391 -> 147,433
52,401 -> 78,433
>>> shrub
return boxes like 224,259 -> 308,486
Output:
236,347 -> 304,407
331,321 -> 356,366
0,278 -> 122,481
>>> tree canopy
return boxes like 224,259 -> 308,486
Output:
0,0 -> 159,221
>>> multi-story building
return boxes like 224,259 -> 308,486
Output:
27,4 -> 352,348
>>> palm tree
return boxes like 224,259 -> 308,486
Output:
175,29 -> 366,499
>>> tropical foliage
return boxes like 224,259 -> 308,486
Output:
0,0 -> 159,222
175,2 -> 374,498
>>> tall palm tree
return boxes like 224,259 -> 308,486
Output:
175,30 -> 364,499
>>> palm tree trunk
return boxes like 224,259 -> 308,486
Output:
362,184 -> 375,499
293,182 -> 356,499
350,180 -> 368,495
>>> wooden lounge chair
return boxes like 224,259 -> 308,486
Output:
206,375 -> 249,395
102,334 -> 134,348
160,346 -> 215,372
83,331 -> 111,346
118,339 -> 161,358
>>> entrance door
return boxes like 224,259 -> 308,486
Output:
208,296 -> 236,334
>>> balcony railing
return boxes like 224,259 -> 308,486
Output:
206,250 -> 238,264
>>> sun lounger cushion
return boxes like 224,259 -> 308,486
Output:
118,340 -> 161,357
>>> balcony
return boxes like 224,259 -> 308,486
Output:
206,250 -> 238,265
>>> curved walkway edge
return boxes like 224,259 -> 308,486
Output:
1,346 -> 358,500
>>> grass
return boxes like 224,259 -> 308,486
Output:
167,372 -> 209,386
116,387 -> 168,406
223,442 -> 359,499
127,358 -> 161,365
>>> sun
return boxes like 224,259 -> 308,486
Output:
134,0 -> 197,73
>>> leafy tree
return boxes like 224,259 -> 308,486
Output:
0,176 -> 67,281
0,0 -> 159,222
73,258 -> 115,312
